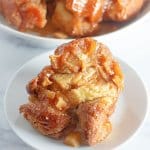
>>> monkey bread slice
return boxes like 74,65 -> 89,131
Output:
19,37 -> 124,146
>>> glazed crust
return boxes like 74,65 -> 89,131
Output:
19,38 -> 124,146
77,98 -> 115,145
104,0 -> 144,21
0,0 -> 47,30
0,0 -> 145,36
20,102 -> 71,135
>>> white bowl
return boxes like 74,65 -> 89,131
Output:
0,2 -> 150,48
4,51 -> 149,150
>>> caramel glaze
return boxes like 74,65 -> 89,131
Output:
27,0 -> 148,39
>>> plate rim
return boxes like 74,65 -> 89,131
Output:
4,51 -> 150,150
0,10 -> 150,42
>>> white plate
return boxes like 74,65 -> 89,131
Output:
4,51 -> 149,150
0,2 -> 150,48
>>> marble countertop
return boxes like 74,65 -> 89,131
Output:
0,17 -> 150,150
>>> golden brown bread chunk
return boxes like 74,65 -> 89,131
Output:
50,0 -> 144,36
77,98 -> 114,145
104,0 -> 144,21
0,0 -> 145,36
64,131 -> 82,147
20,102 -> 71,135
51,0 -> 105,36
19,38 -> 124,146
0,0 -> 47,30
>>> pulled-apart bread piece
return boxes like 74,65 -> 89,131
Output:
20,102 -> 71,135
51,0 -> 105,36
50,0 -> 145,36
0,0 -> 47,30
19,38 -> 124,146
104,0 -> 144,21
77,97 -> 117,145
0,0 -> 145,36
